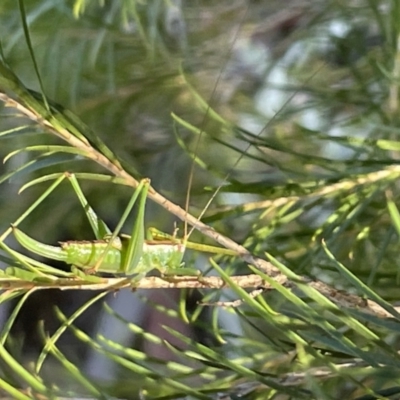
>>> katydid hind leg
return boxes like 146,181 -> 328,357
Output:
88,178 -> 149,273
123,180 -> 150,274
67,173 -> 111,240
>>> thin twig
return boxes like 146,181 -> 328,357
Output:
0,274 -> 265,291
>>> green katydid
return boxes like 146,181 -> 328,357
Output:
11,173 -> 237,277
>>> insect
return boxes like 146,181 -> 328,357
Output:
11,172 -> 236,277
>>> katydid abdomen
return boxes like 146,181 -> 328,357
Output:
61,240 -> 128,273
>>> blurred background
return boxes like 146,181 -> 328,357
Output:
1,0 -> 400,398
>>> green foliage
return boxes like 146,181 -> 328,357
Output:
1,1 -> 400,399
